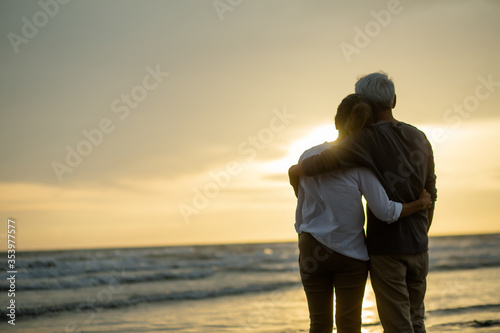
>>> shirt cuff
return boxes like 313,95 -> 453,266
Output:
387,202 -> 403,224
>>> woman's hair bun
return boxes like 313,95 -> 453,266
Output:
345,101 -> 373,136
335,94 -> 374,137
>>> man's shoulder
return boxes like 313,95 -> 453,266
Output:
368,121 -> 429,140
398,121 -> 426,133
370,120 -> 420,131
398,122 -> 432,145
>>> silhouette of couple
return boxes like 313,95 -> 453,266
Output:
290,72 -> 437,333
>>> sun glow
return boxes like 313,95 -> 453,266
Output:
263,124 -> 339,174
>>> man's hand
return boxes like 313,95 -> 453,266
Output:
288,163 -> 303,198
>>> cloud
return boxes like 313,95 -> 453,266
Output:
1,0 -> 500,250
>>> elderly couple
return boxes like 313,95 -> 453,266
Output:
289,72 -> 437,333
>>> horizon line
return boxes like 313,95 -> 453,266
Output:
6,231 -> 500,253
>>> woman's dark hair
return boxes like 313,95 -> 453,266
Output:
335,93 -> 374,137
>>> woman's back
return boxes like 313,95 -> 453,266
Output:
295,141 -> 401,261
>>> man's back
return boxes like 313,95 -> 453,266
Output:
301,121 -> 437,254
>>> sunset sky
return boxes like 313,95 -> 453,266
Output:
1,0 -> 499,251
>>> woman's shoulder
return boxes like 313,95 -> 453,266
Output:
299,141 -> 333,161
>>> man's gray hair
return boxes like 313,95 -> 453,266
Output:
354,72 -> 395,111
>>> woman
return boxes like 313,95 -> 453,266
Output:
295,94 -> 431,333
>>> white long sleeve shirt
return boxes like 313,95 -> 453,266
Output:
295,142 -> 402,261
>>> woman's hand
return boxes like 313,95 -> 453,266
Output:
399,189 -> 433,218
418,189 -> 433,210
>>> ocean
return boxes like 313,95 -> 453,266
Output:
1,233 -> 499,332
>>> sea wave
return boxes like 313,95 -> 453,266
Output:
0,263 -> 302,291
430,319 -> 500,330
1,234 -> 499,294
429,233 -> 500,272
0,281 -> 300,319
427,303 -> 500,315
0,268 -> 216,291
430,260 -> 500,272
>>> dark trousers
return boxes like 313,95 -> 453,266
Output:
299,232 -> 369,333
